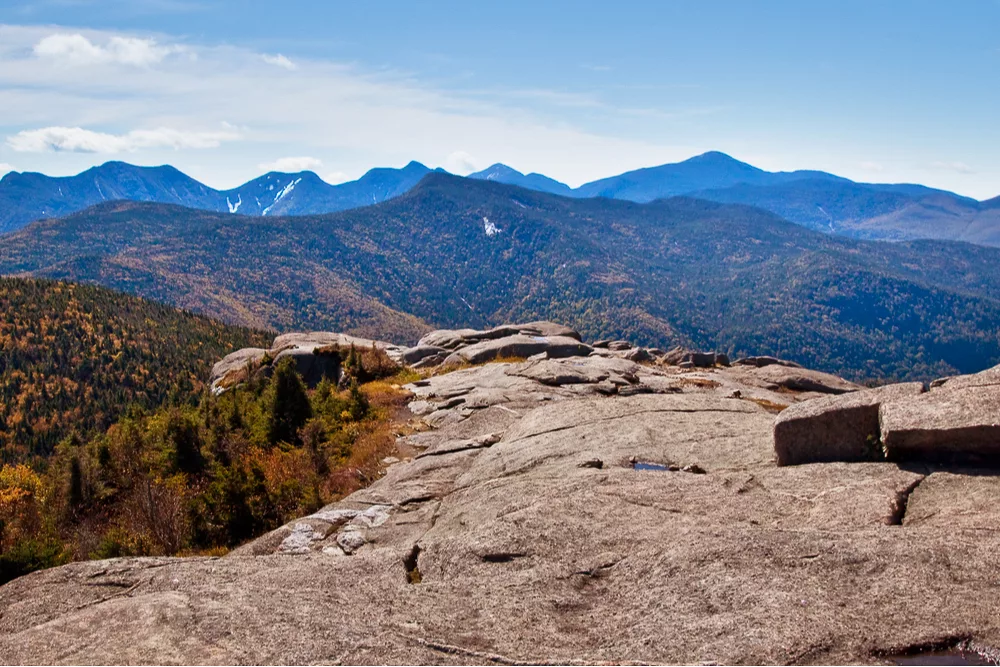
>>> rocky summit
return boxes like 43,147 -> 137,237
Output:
2,322 -> 1000,665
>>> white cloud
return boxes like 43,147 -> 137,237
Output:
7,125 -> 242,153
258,156 -> 323,172
33,33 -> 180,67
262,53 -> 297,70
0,24 -> 710,190
859,161 -> 884,173
930,161 -> 974,174
325,171 -> 350,184
444,151 -> 479,175
0,163 -> 13,176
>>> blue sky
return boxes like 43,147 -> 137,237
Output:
0,0 -> 997,198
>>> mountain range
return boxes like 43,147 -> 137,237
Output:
2,152 -> 998,245
3,172 -> 1000,382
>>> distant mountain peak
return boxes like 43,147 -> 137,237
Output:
467,163 -> 571,195
470,163 -> 522,181
686,150 -> 739,163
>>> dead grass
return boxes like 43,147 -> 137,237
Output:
677,377 -> 722,389
746,397 -> 788,413
425,354 -> 530,376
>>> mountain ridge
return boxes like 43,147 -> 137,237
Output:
3,152 -> 997,244
3,172 -> 1000,381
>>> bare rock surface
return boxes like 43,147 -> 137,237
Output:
209,347 -> 268,389
929,362 -> 1000,391
442,334 -> 593,366
5,325 -> 1000,665
775,382 -> 926,465
880,384 -> 1000,464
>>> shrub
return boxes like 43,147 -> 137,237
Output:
0,537 -> 66,585
90,526 -> 154,560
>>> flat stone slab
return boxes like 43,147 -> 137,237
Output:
417,322 -> 581,351
774,382 -> 925,466
272,331 -> 405,361
880,384 -> 1000,465
443,334 -> 592,365
904,471 -> 1000,531
930,363 -> 1000,391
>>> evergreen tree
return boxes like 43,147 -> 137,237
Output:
167,410 -> 204,475
266,358 -> 312,446
68,456 -> 84,510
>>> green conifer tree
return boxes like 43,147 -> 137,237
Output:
266,358 -> 313,446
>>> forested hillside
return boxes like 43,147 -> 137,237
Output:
0,278 -> 271,462
3,175 -> 1000,381
0,340 -> 413,585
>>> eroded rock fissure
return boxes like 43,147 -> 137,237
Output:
403,544 -> 423,584
481,552 -> 528,563
887,475 -> 926,526
873,636 -> 1000,666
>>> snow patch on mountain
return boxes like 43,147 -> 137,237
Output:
227,194 -> 242,213
483,216 -> 501,237
262,177 -> 302,216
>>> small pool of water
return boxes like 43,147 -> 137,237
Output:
633,462 -> 671,472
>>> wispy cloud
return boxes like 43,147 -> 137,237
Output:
262,53 -> 296,70
258,156 -> 322,172
0,24 -> 700,188
7,125 -> 241,153
930,160 -> 974,174
33,33 -> 183,67
859,161 -> 884,172
0,163 -> 13,175
444,151 -> 478,174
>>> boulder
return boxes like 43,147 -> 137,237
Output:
209,347 -> 268,391
443,334 -> 592,366
412,353 -> 447,369
417,322 -> 582,352
514,321 -> 582,341
624,347 -> 653,363
880,384 -> 1000,465
273,347 -> 341,387
661,347 -> 727,368
400,344 -> 447,365
928,363 -> 1000,391
417,328 -> 480,350
607,340 -> 632,351
733,356 -> 803,369
272,332 -> 405,362
739,363 -> 859,394
774,382 -> 925,466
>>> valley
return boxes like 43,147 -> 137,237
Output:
2,174 -> 1000,382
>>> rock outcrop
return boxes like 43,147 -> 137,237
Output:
774,382 -> 926,465
401,322 -> 590,368
211,331 -> 405,392
5,323 -> 1000,665
881,384 -> 1000,465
